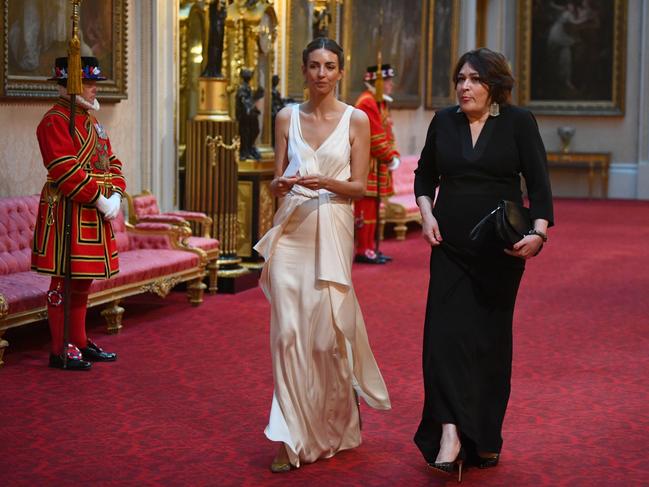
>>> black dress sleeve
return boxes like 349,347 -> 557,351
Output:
414,114 -> 440,199
514,109 -> 555,226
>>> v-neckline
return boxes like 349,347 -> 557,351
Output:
459,111 -> 496,161
296,105 -> 348,154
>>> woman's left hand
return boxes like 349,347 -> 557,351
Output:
296,174 -> 330,191
504,235 -> 544,259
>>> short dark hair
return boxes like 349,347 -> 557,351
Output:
302,37 -> 344,70
452,48 -> 514,105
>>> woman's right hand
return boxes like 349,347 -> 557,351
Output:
422,215 -> 443,246
271,176 -> 299,197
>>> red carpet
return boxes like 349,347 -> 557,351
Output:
1,199 -> 648,486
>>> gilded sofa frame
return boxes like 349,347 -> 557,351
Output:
0,222 -> 207,367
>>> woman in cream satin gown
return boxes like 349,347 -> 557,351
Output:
254,38 -> 391,471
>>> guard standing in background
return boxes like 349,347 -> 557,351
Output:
32,56 -> 125,370
354,64 -> 401,264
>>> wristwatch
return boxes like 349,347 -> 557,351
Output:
527,229 -> 548,242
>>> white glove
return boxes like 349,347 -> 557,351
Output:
388,157 -> 401,171
104,193 -> 122,220
95,194 -> 121,220
95,194 -> 110,215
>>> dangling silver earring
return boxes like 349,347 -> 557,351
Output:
489,102 -> 500,117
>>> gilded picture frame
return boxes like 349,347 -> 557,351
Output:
341,0 -> 427,108
517,0 -> 626,116
425,0 -> 460,109
1,0 -> 127,100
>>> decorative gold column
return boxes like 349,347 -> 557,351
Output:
185,119 -> 239,260
185,118 -> 258,293
205,131 -> 241,265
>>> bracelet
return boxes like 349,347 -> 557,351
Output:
527,229 -> 548,242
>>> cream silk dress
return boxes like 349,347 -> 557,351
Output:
254,103 -> 391,467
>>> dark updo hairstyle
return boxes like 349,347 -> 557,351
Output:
452,48 -> 514,105
302,37 -> 344,70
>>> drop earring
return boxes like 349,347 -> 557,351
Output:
489,102 -> 500,117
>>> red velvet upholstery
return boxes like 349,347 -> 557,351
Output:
392,155 -> 419,210
1,195 -> 207,341
129,192 -> 215,243
111,212 -> 131,253
389,193 -> 418,209
0,195 -> 39,275
132,194 -> 160,217
137,214 -> 187,225
91,218 -> 200,293
187,236 -> 219,251
131,194 -> 211,223
90,250 -> 198,293
383,155 -> 422,240
166,210 -> 212,220
129,223 -> 177,250
0,271 -> 50,314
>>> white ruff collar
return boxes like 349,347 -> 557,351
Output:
363,82 -> 394,103
58,86 -> 101,111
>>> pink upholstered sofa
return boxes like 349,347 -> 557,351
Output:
0,195 -> 213,367
383,155 -> 422,240
126,190 -> 220,293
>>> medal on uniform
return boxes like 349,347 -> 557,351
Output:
94,122 -> 108,139
96,141 -> 110,170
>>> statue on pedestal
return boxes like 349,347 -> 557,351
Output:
271,74 -> 294,147
201,0 -> 227,78
312,5 -> 332,38
236,68 -> 264,160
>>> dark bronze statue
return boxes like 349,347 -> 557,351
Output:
271,75 -> 295,147
236,68 -> 264,160
312,6 -> 332,39
201,0 -> 227,78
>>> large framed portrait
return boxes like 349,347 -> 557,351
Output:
517,0 -> 627,115
425,0 -> 460,109
341,0 -> 427,108
1,0 -> 128,100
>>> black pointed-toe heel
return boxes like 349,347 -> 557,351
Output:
429,447 -> 466,483
477,453 -> 499,469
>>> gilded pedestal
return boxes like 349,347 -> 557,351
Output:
237,157 -> 276,262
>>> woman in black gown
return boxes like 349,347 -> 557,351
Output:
413,48 -> 554,480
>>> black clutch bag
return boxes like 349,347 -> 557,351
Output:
469,200 -> 532,249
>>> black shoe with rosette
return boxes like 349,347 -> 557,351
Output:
354,250 -> 387,264
80,340 -> 117,362
377,251 -> 393,262
49,344 -> 92,371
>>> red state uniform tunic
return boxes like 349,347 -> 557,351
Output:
31,97 -> 126,279
354,90 -> 400,256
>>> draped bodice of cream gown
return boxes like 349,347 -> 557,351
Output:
254,103 -> 391,468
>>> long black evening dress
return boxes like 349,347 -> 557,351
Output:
413,105 -> 554,461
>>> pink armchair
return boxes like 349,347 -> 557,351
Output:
128,189 -> 212,238
383,155 -> 423,240
126,191 -> 220,293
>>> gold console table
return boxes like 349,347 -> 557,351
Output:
547,152 -> 611,198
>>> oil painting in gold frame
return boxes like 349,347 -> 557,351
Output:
1,0 -> 127,100
517,0 -> 626,115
